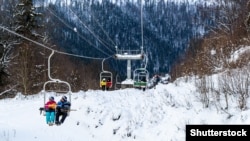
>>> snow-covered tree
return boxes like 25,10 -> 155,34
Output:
0,0 -> 20,97
12,0 -> 46,95
0,40 -> 17,84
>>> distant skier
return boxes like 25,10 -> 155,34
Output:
55,96 -> 71,125
45,96 -> 56,126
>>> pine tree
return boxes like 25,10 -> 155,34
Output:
12,0 -> 47,95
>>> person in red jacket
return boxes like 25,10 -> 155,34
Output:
45,96 -> 56,126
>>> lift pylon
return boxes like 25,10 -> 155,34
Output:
114,46 -> 144,88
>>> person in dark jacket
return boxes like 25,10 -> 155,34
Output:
45,96 -> 56,126
55,96 -> 71,125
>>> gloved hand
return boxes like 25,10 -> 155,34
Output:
56,106 -> 60,110
49,103 -> 56,109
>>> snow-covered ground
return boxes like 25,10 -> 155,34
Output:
1,77 -> 249,141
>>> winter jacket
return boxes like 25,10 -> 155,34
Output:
106,81 -> 112,88
100,80 -> 106,87
45,100 -> 56,112
56,100 -> 71,113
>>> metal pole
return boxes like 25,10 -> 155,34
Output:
127,59 -> 131,80
102,58 -> 105,72
48,50 -> 54,81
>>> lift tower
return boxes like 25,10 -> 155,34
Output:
114,46 -> 144,88
114,0 -> 146,89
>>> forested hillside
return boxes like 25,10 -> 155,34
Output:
41,0 -> 217,74
0,0 -> 249,96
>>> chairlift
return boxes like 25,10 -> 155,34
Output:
42,80 -> 72,105
99,58 -> 113,90
133,68 -> 149,91
40,50 -> 72,116
114,74 -> 122,90
100,71 -> 113,90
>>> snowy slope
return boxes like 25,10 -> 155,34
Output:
1,78 -> 249,141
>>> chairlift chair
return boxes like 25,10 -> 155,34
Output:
42,80 -> 72,104
100,71 -> 113,90
133,68 -> 149,91
40,50 -> 72,116
41,80 -> 72,116
100,58 -> 113,90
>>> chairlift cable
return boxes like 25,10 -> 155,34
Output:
47,7 -> 111,56
0,25 -> 107,60
90,11 -> 117,47
60,2 -> 115,53
68,8 -> 115,54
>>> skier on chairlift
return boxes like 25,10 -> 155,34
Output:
55,96 -> 71,125
100,78 -> 107,91
45,96 -> 56,126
